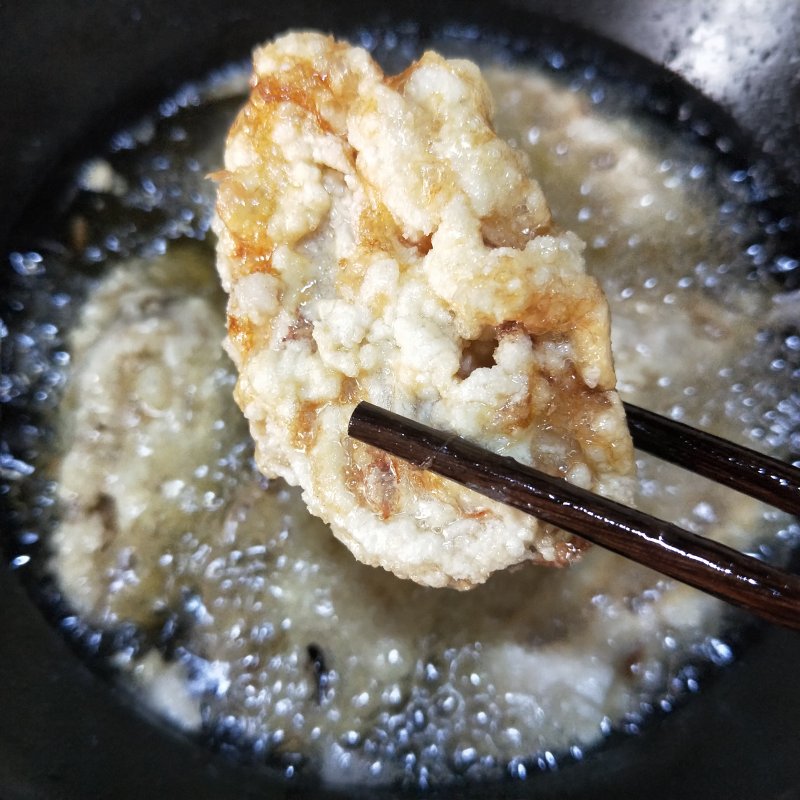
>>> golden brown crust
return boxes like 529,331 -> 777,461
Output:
213,32 -> 636,587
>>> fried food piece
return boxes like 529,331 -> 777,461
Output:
213,32 -> 635,588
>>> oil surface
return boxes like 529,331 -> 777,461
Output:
1,26 -> 799,791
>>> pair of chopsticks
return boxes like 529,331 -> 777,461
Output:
348,401 -> 800,630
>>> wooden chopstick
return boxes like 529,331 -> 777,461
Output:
624,402 -> 800,515
348,401 -> 800,631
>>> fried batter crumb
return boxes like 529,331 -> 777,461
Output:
213,32 -> 635,588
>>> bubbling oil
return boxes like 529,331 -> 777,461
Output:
1,25 -> 799,791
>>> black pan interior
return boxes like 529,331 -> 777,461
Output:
1,2 -> 799,799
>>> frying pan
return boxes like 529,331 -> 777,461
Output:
1,1 -> 798,798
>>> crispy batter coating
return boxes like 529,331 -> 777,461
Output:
213,32 -> 635,588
